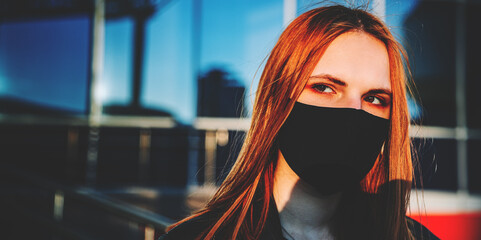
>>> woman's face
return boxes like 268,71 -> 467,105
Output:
298,31 -> 391,119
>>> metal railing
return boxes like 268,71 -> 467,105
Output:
1,162 -> 174,240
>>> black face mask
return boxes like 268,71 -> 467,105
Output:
278,102 -> 389,195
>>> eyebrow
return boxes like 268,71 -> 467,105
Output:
309,74 -> 392,96
309,74 -> 347,86
366,89 -> 392,97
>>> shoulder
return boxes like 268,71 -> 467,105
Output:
407,217 -> 440,240
158,213 -> 215,240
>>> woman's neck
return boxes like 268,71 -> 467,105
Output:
273,151 -> 342,239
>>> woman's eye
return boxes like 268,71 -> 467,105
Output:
365,96 -> 384,105
312,84 -> 334,93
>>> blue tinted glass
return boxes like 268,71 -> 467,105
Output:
141,0 -> 194,123
200,0 -> 284,116
386,0 -> 419,39
0,17 -> 90,113
297,0 -> 352,14
388,0 -> 457,126
102,18 -> 133,107
385,0 -> 424,122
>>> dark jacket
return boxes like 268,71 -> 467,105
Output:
159,198 -> 439,240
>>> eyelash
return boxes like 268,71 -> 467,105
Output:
364,95 -> 388,106
312,84 -> 335,94
311,83 -> 388,107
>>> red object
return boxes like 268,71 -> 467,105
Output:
408,212 -> 481,240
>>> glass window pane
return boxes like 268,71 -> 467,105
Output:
466,3 -> 481,128
297,0 -> 355,14
141,0 -> 195,123
101,18 -> 133,108
0,17 -> 90,114
468,140 -> 481,193
389,0 -> 457,126
386,0 -> 424,121
413,138 -> 457,191
199,0 -> 284,117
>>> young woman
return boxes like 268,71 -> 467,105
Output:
161,4 -> 438,240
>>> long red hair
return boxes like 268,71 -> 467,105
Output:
169,5 -> 415,240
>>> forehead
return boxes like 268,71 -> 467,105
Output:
311,31 -> 391,90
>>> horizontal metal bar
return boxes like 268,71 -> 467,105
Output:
94,115 -> 176,128
410,125 -> 481,140
2,113 -> 481,140
194,117 -> 251,131
410,125 -> 457,139
0,113 -> 176,128
74,187 -> 175,228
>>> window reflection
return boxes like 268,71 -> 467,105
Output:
402,1 -> 457,126
102,18 -> 134,108
142,0 -> 195,123
200,0 -> 284,117
0,17 -> 90,114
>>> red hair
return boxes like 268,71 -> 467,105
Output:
168,5 -> 415,240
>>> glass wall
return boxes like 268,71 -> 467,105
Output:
1,0 -> 479,191
199,0 -> 283,116
385,0 -> 481,194
102,17 -> 134,107
0,17 -> 91,114
141,0 -> 195,122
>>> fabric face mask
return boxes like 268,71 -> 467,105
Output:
278,102 -> 389,195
